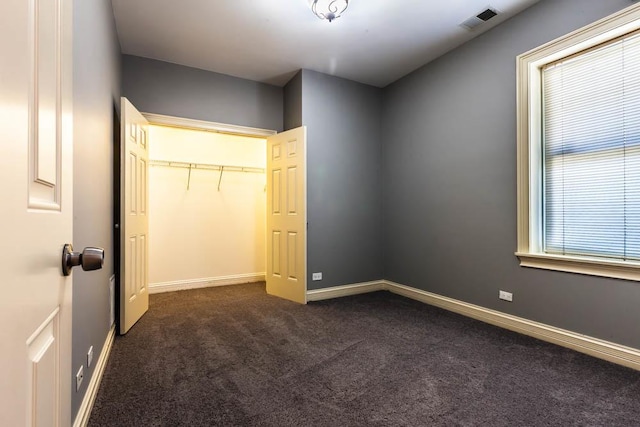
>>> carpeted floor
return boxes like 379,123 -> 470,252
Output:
88,282 -> 640,426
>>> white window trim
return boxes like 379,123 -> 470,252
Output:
516,3 -> 640,281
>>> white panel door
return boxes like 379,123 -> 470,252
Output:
0,0 -> 73,424
266,127 -> 307,304
120,98 -> 150,334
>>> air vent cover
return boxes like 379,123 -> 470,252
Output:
477,8 -> 498,21
461,7 -> 499,30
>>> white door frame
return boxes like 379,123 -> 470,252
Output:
141,113 -> 277,138
133,113 -> 292,297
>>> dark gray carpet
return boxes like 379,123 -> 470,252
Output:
89,283 -> 640,426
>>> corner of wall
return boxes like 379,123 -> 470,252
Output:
283,70 -> 303,131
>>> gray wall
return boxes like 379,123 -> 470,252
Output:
382,0 -> 640,349
122,55 -> 283,131
72,0 -> 121,418
283,71 -> 302,131
121,58 -> 382,290
302,70 -> 384,289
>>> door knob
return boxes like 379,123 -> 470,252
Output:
61,244 -> 104,276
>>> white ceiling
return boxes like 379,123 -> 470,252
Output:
111,0 -> 541,88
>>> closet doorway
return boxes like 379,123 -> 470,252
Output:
145,117 -> 274,295
117,109 -> 308,335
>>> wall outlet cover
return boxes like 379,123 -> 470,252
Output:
312,272 -> 322,281
76,365 -> 84,391
499,290 -> 513,302
87,346 -> 94,368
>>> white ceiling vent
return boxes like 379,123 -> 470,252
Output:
461,7 -> 499,30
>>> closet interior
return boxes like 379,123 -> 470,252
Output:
148,124 -> 267,291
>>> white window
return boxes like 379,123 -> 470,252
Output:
516,4 -> 640,281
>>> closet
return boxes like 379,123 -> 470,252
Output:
147,124 -> 267,292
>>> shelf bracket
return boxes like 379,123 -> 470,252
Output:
217,166 -> 224,191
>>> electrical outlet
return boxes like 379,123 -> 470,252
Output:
76,365 -> 84,391
499,290 -> 513,302
87,346 -> 94,368
312,272 -> 322,281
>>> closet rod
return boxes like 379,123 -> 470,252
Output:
150,159 -> 265,191
149,159 -> 265,174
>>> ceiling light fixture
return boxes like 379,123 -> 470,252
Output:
311,0 -> 349,23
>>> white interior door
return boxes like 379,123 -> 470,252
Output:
120,97 -> 150,334
0,0 -> 73,424
266,127 -> 307,304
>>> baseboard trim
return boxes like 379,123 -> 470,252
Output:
383,280 -> 640,371
305,279 -> 640,371
73,325 -> 115,427
149,273 -> 266,294
306,280 -> 386,302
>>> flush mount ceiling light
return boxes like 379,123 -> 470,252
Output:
311,0 -> 349,23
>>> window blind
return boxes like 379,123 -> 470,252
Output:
543,33 -> 640,260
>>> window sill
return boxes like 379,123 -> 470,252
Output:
515,252 -> 640,282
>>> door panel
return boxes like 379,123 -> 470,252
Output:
120,97 -> 150,334
272,231 -> 282,277
27,309 -> 60,426
288,232 -> 298,279
287,167 -> 298,213
266,127 -> 307,304
0,0 -> 73,424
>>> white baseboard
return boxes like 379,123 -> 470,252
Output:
73,325 -> 115,427
306,280 -> 640,371
306,280 -> 386,301
149,273 -> 266,294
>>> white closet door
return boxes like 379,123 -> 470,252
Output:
266,127 -> 307,304
120,97 -> 150,333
